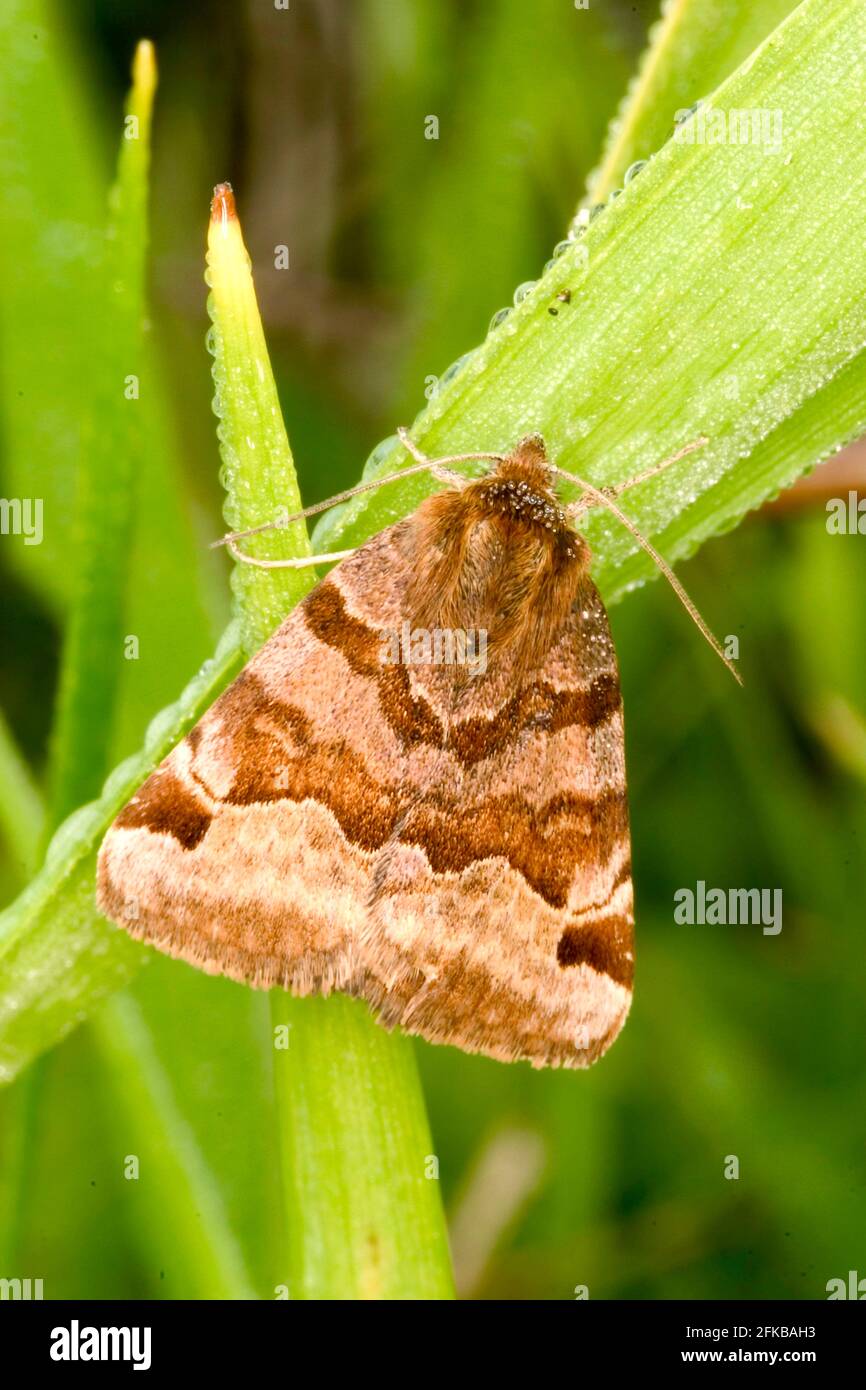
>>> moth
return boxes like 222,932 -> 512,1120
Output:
97,430 -> 738,1068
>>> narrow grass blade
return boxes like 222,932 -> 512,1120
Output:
586,0 -> 799,204
91,993 -> 257,1299
206,185 -> 312,653
207,185 -> 455,1299
0,0 -> 108,613
47,42 -> 158,827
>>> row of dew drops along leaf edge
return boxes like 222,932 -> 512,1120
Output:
326,151 -> 668,521
395,98 -> 711,453
424,99 -> 707,398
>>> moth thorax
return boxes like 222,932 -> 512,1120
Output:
440,522 -> 587,676
405,476 -> 589,669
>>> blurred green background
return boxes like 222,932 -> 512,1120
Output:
1,0 -> 864,1300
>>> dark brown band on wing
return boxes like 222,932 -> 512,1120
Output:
446,674 -> 620,764
128,664 -> 627,907
115,766 -> 212,850
556,914 -> 634,989
302,578 -> 621,765
397,787 -> 629,908
214,677 -> 629,906
211,663 -> 629,905
124,573 -> 626,905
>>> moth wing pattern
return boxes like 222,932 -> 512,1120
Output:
98,511 -> 634,1068
360,573 -> 633,1068
97,522 -> 417,997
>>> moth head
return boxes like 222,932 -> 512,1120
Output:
510,431 -> 548,466
496,433 -> 553,492
468,435 -> 587,562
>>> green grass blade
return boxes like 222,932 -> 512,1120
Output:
609,344 -> 866,597
573,0 -> 865,596
587,0 -> 799,203
206,186 -> 312,653
207,187 -> 454,1299
90,993 -> 257,1299
46,42 -> 157,827
0,0 -> 109,614
273,993 -> 455,1299
0,710 -> 44,880
0,4 -> 218,748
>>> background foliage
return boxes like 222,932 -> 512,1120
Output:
0,0 -> 864,1300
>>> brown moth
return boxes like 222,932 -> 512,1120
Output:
97,431 -> 737,1068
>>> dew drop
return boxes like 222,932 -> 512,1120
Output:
145,707 -> 180,754
441,351 -> 472,385
45,804 -> 103,871
102,755 -> 143,802
362,434 -> 400,479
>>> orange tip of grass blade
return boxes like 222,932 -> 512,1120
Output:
210,182 -> 238,227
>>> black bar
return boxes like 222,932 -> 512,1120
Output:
1,1297 -> 862,1373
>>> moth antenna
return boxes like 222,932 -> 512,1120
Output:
554,465 -> 742,686
212,431 -> 512,551
396,426 -> 507,471
213,460 -> 458,550
603,436 -> 708,501
226,540 -> 356,570
211,428 -> 501,550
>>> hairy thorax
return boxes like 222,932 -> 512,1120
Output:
405,437 -> 590,678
